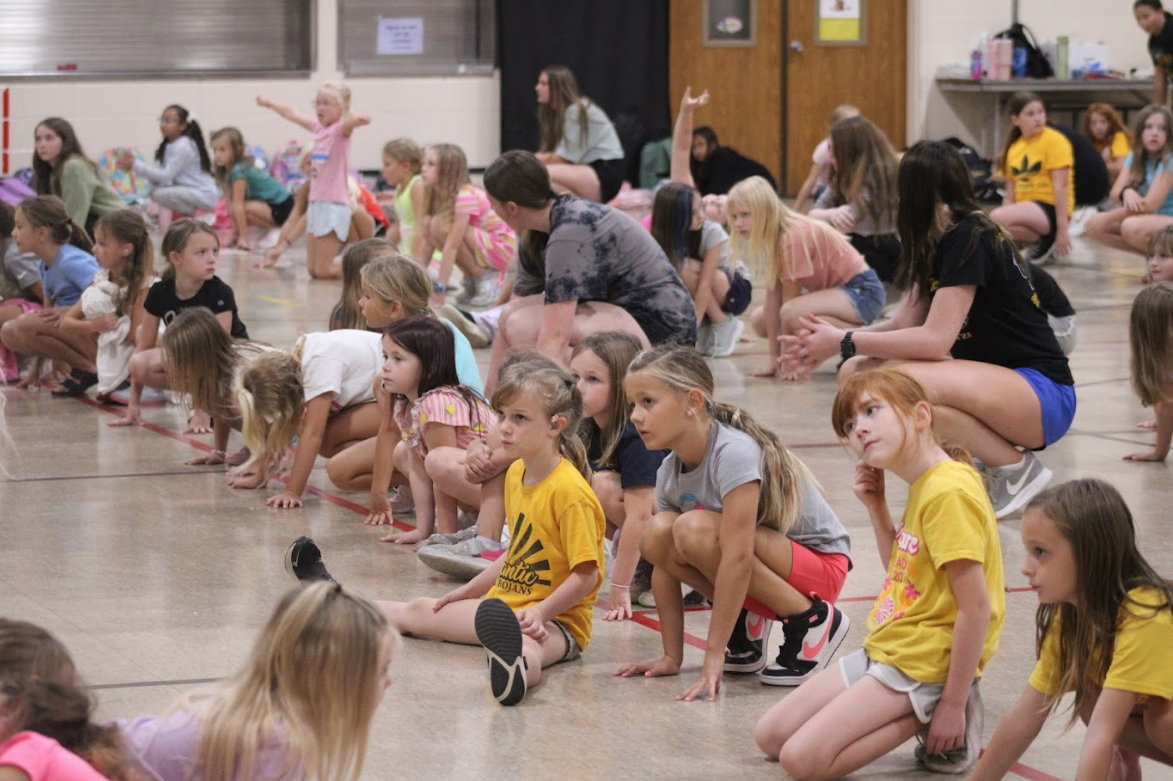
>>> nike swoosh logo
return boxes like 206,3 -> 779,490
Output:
1006,466 -> 1032,495
747,612 -> 766,640
803,621 -> 832,659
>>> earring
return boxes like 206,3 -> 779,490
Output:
687,410 -> 694,417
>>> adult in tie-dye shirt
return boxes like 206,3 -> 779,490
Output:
481,151 -> 697,394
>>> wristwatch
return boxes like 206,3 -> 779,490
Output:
840,331 -> 856,361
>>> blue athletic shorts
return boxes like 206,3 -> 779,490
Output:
1014,367 -> 1076,448
840,268 -> 885,325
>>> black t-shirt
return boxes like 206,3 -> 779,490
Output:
1149,12 -> 1173,72
588,421 -> 669,489
144,275 -> 249,339
1049,123 -> 1110,206
1027,262 -> 1075,318
930,217 -> 1072,385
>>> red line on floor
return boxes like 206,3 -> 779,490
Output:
627,610 -> 707,650
73,395 -> 1068,781
75,397 -> 416,531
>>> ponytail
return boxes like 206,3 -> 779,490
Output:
709,401 -> 811,534
157,104 -> 213,174
491,352 -> 590,479
15,195 -> 93,253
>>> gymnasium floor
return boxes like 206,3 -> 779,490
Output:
1,233 -> 1171,781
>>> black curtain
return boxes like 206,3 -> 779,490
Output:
497,0 -> 671,185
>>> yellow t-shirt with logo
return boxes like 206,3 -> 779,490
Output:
862,460 -> 1006,684
1004,126 -> 1075,216
1029,587 -> 1173,699
1093,130 -> 1131,160
486,457 -> 605,650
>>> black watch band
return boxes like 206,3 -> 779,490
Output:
840,331 -> 856,360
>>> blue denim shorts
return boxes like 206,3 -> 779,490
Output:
1014,367 -> 1076,447
840,268 -> 885,324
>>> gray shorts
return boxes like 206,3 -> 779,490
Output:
840,268 -> 886,324
839,648 -> 944,725
550,619 -> 582,664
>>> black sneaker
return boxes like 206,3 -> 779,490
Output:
723,608 -> 773,673
759,598 -> 850,686
51,368 -> 99,397
474,598 -> 528,706
284,536 -> 334,583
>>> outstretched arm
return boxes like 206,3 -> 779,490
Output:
670,87 -> 708,186
256,95 -> 314,132
341,113 -> 371,137
968,684 -> 1051,781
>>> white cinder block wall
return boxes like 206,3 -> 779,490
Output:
1,0 -> 500,175
0,1 -> 1156,175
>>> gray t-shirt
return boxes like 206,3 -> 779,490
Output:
700,218 -> 728,259
655,421 -> 852,559
514,195 -> 697,346
0,242 -> 42,300
555,101 -> 624,165
814,184 -> 896,236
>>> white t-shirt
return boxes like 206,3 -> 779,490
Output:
298,330 -> 382,409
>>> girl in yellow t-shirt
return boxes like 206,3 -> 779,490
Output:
758,367 -> 1005,778
289,354 -> 605,707
1084,102 -> 1133,181
992,91 -> 1075,261
970,479 -> 1173,781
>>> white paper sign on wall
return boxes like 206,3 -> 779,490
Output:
377,17 -> 424,56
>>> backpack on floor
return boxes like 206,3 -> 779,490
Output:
269,141 -> 306,191
98,149 -> 152,204
0,175 -> 35,207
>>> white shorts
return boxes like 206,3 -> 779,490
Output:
839,648 -> 946,725
306,201 -> 352,241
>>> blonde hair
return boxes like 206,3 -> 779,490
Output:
330,238 -> 397,330
236,351 -> 305,481
184,583 -> 397,781
209,126 -> 250,193
382,138 -> 423,175
161,308 -> 267,421
570,331 -> 644,470
318,81 -> 352,112
830,104 -> 860,126
1129,282 -> 1173,407
726,175 -> 857,284
626,345 -> 814,533
1148,223 -> 1173,259
359,254 -> 435,318
828,116 -> 899,230
94,209 -> 154,317
831,367 -> 973,466
422,143 -> 471,229
491,353 -> 591,478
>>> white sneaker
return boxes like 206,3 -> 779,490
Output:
467,274 -> 498,308
916,681 -> 984,774
987,452 -> 1052,519
453,276 -> 478,304
708,315 -> 745,358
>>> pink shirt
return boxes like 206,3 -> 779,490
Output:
778,219 -> 868,291
309,121 -> 350,205
0,731 -> 111,781
393,387 -> 496,459
454,184 -> 512,238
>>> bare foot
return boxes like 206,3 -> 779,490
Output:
1138,419 -> 1157,431
380,528 -> 426,545
226,446 -> 251,466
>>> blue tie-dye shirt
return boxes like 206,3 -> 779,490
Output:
514,195 -> 697,346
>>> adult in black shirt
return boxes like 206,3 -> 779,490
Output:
1135,0 -> 1173,104
690,126 -> 778,196
784,142 -> 1075,515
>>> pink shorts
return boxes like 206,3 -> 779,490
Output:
787,542 -> 849,603
1,298 -> 43,315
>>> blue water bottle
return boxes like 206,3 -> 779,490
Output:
1012,46 -> 1027,78
971,50 -> 983,80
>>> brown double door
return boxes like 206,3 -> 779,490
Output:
669,0 -> 907,196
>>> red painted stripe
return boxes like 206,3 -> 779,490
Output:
70,395 -> 1071,781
